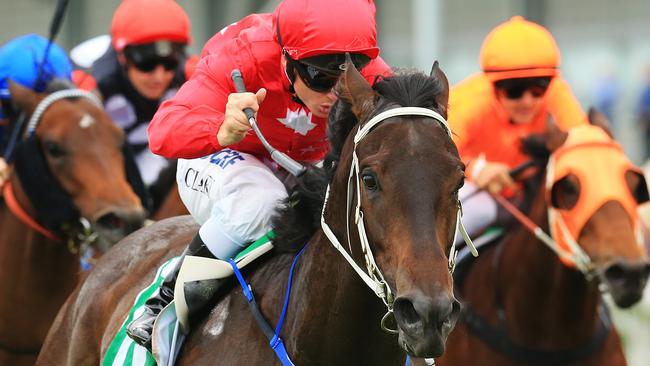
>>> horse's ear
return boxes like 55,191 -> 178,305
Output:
544,114 -> 569,152
8,80 -> 39,115
430,60 -> 449,115
587,107 -> 614,138
338,53 -> 376,121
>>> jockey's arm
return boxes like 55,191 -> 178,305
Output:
148,54 -> 246,159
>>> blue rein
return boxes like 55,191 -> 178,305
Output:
229,244 -> 417,366
228,243 -> 309,366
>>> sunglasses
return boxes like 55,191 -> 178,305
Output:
495,77 -> 551,100
287,57 -> 341,92
128,56 -> 179,73
286,53 -> 372,93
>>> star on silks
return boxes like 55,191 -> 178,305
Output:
277,108 -> 316,135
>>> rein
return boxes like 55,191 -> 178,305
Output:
490,192 -> 594,277
2,180 -> 62,241
320,106 -> 478,331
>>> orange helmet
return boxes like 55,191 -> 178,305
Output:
480,16 -> 560,81
111,0 -> 191,52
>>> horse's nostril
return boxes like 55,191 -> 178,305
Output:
642,263 -> 650,280
394,298 -> 421,326
451,298 -> 461,318
96,211 -> 145,233
604,263 -> 626,284
97,212 -> 126,231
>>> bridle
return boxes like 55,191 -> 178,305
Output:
320,106 -> 478,332
7,89 -> 103,252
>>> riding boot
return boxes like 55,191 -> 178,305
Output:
126,234 -> 218,349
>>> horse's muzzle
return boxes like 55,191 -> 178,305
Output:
392,292 -> 461,357
94,208 -> 146,245
601,259 -> 650,308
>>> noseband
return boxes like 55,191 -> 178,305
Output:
320,106 -> 477,331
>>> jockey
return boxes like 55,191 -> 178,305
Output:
126,0 -> 391,348
449,16 -> 587,241
74,0 -> 198,190
0,34 -> 73,186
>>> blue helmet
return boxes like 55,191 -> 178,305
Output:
0,34 -> 73,101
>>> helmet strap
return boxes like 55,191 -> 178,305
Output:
282,51 -> 305,107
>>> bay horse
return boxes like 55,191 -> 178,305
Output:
0,81 -> 147,366
438,111 -> 650,366
37,62 -> 467,365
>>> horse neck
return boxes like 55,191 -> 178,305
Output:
0,176 -> 79,351
498,180 -> 602,347
284,231 -> 405,364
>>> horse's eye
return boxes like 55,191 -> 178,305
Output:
625,170 -> 650,204
551,175 -> 580,210
362,172 -> 379,191
43,140 -> 67,158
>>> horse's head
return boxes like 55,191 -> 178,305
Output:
539,110 -> 650,308
322,60 -> 464,357
8,81 -> 146,246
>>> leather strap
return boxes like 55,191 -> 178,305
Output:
2,180 -> 61,242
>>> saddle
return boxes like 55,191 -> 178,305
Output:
103,235 -> 274,366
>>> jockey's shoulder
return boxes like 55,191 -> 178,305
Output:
449,73 -> 495,123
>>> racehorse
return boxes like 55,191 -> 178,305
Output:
0,81 -> 147,366
37,62 -> 468,365
438,111 -> 650,366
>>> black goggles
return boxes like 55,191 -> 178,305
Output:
127,56 -> 179,72
123,41 -> 184,72
287,53 -> 372,93
495,77 -> 551,99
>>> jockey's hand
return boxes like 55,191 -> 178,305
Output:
474,161 -> 514,194
218,88 -> 267,147
0,157 -> 9,187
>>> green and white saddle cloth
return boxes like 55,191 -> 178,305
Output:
102,257 -> 181,366
102,233 -> 275,366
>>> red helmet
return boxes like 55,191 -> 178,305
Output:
111,0 -> 191,52
273,0 -> 380,61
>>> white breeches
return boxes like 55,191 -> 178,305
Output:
176,149 -> 288,259
455,181 -> 498,245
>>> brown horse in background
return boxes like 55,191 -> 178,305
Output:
0,82 -> 146,366
38,63 -> 466,365
149,164 -> 188,221
439,111 -> 650,366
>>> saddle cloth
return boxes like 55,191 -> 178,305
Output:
102,235 -> 274,366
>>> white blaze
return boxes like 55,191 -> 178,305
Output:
79,113 -> 96,128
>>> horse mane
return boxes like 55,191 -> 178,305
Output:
515,134 -> 552,215
520,134 -> 550,165
271,69 -> 448,252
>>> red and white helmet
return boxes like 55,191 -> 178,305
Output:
111,0 -> 191,52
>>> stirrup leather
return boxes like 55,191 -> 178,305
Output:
174,240 -> 274,333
